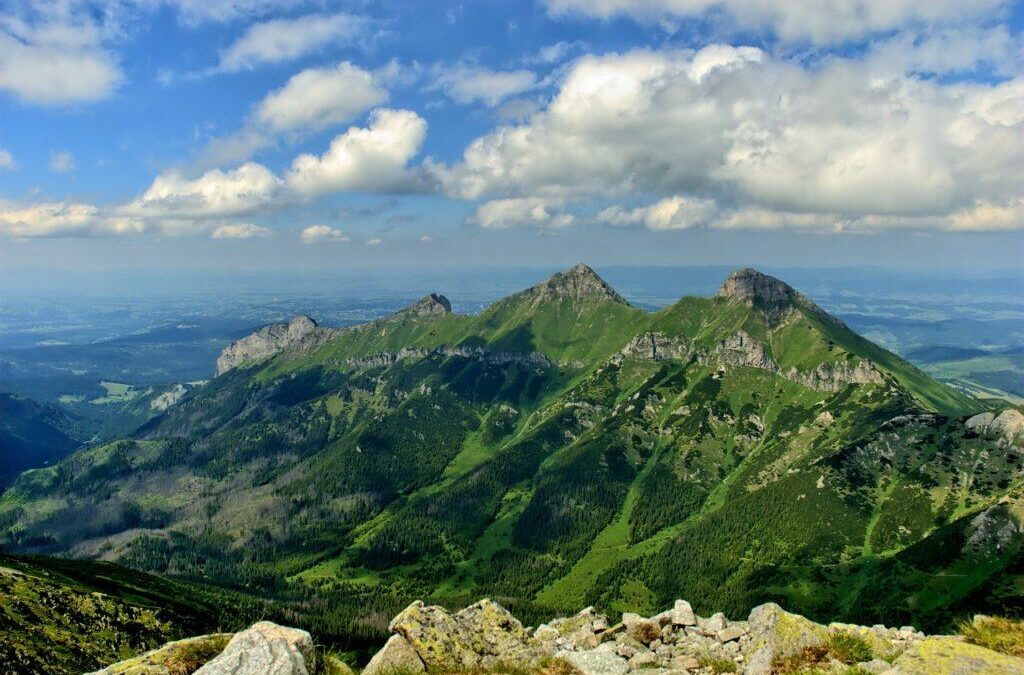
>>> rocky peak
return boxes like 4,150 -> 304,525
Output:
395,293 -> 453,319
215,314 -> 326,376
529,263 -> 629,305
718,269 -> 797,307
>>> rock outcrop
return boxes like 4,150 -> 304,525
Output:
717,269 -> 805,324
356,599 -> 1023,675
216,315 -> 328,375
95,601 -> 1024,675
621,330 -> 883,393
966,409 -> 1024,445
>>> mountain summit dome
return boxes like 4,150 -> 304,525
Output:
526,263 -> 629,305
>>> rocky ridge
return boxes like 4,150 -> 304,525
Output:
94,600 -> 1024,675
215,294 -> 454,375
620,330 -> 883,392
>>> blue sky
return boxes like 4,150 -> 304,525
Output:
1,0 -> 1023,276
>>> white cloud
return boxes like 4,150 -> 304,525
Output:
469,197 -> 574,229
0,149 -> 15,170
211,223 -> 272,239
300,224 -> 350,244
437,46 -> 1024,231
124,162 -> 283,222
49,151 -> 75,173
431,64 -> 539,107
0,18 -> 122,105
366,237 -> 382,245
420,234 -> 433,243
948,198 -> 1024,232
0,202 -> 143,238
599,196 -> 716,230
218,13 -> 367,71
256,62 -> 387,132
286,109 -> 428,196
542,0 -> 1007,45
866,27 -> 1021,77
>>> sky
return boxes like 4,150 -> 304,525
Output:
1,0 -> 1023,279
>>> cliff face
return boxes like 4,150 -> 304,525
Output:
216,315 -> 326,376
93,599 -> 1024,675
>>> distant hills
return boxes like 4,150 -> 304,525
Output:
2,265 -> 1020,645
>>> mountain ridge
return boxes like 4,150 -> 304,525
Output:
2,264 -> 1015,653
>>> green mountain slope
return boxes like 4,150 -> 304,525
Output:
0,393 -> 81,488
0,554 -> 240,674
1,266 -> 1015,643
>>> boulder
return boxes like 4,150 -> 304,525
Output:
362,634 -> 426,675
671,600 -> 696,627
744,603 -> 828,675
558,649 -> 629,675
882,636 -> 1024,674
456,599 -> 541,666
193,622 -> 313,675
389,601 -> 479,670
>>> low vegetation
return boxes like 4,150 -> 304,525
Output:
958,615 -> 1024,658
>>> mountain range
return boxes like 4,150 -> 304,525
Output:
2,265 -> 1021,647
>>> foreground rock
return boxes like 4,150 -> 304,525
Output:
192,622 -> 314,675
95,601 -> 1024,675
363,599 -> 1024,675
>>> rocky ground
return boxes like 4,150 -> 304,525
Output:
92,599 -> 1024,675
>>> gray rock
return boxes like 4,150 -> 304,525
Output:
671,600 -> 696,626
362,635 -> 425,675
744,603 -> 828,675
627,650 -> 658,670
716,625 -> 746,643
193,622 -> 313,675
216,316 -> 324,375
558,650 -> 629,675
858,659 -> 892,673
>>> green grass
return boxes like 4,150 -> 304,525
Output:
90,380 -> 139,404
958,615 -> 1024,657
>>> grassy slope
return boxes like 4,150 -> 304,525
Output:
0,554 -> 246,675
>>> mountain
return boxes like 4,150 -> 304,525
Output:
2,266 -> 1018,645
0,393 -> 81,487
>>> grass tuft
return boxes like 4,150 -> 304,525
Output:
958,615 -> 1024,658
826,632 -> 874,664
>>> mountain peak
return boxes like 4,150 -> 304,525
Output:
717,268 -> 802,312
528,263 -> 629,305
396,293 -> 453,319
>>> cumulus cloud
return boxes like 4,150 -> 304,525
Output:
599,196 -> 716,230
124,162 -> 283,224
0,149 -> 15,170
469,197 -> 574,229
49,151 -> 75,173
0,16 -> 122,105
217,13 -> 367,71
0,202 -> 143,238
211,223 -> 272,239
430,64 -> 539,107
286,109 -> 428,196
300,224 -> 350,243
542,0 -> 1007,45
438,45 -> 1024,231
366,237 -> 382,245
256,62 -> 388,133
